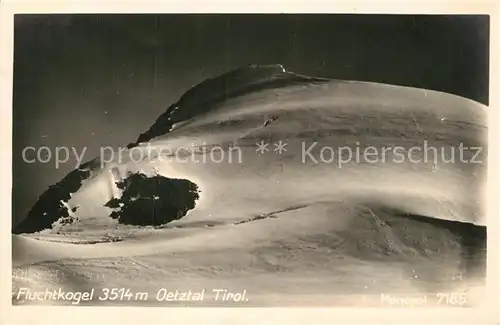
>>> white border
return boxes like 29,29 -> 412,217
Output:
1,1 -> 498,324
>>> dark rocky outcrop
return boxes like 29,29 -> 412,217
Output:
13,163 -> 94,234
104,172 -> 200,226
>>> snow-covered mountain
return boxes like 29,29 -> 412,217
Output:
12,65 -> 487,306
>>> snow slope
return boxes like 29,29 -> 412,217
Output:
12,65 -> 487,306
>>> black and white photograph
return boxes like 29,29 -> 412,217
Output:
8,13 -> 491,309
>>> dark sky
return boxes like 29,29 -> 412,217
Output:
12,14 -> 489,225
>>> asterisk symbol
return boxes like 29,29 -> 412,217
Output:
256,140 -> 269,155
273,140 -> 288,155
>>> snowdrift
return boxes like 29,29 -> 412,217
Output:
12,64 -> 487,305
